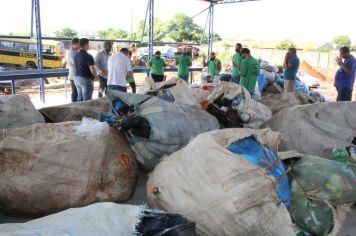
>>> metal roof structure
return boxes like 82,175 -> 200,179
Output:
2,0 -> 259,102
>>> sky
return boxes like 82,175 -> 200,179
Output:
1,0 -> 356,44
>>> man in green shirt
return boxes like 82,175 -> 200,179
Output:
149,51 -> 166,82
176,48 -> 192,83
127,51 -> 136,93
231,43 -> 243,84
240,48 -> 260,95
203,52 -> 222,78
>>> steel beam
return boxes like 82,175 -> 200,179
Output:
204,0 -> 260,4
207,3 -> 214,58
33,0 -> 45,103
148,0 -> 154,58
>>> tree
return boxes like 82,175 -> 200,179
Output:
201,33 -> 222,44
9,32 -> 30,36
332,35 -> 351,48
164,13 -> 203,43
134,18 -> 167,41
54,27 -> 78,38
97,28 -> 129,39
351,45 -> 356,52
275,39 -> 297,50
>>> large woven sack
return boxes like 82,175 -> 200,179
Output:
265,102 -> 356,158
0,94 -> 44,130
139,77 -> 198,106
260,92 -> 311,114
0,202 -> 196,236
0,119 -> 138,217
39,98 -> 109,122
208,82 -> 272,128
147,128 -> 295,236
110,91 -> 220,172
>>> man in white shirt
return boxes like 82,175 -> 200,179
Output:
107,48 -> 133,92
95,41 -> 112,97
63,38 -> 79,102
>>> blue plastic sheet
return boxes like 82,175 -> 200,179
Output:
275,78 -> 309,95
227,136 -> 291,207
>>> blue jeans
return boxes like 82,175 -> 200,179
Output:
336,87 -> 353,101
231,76 -> 240,84
74,76 -> 94,101
70,79 -> 78,102
107,85 -> 127,93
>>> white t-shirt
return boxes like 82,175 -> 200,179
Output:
107,52 -> 132,87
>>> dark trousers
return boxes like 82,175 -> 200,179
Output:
336,87 -> 353,101
129,82 -> 136,93
107,85 -> 127,93
151,74 -> 164,83
98,76 -> 108,97
70,80 -> 78,102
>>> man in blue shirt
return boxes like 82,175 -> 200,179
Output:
283,48 -> 300,93
334,47 -> 356,101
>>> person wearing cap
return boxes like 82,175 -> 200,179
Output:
202,52 -> 221,78
95,41 -> 112,97
239,48 -> 260,95
149,51 -> 166,82
176,48 -> 192,83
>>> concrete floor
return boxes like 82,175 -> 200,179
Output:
0,173 -> 355,235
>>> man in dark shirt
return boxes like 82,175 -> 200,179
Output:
74,38 -> 99,101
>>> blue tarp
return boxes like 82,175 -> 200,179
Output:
227,136 -> 291,208
257,74 -> 268,92
276,77 -> 309,95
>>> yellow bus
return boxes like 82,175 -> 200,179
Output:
0,38 -> 65,68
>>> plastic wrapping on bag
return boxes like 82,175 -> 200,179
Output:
74,117 -> 109,141
106,90 -> 219,172
289,155 -> 356,236
207,82 -> 272,128
0,203 -> 196,236
227,136 -> 291,207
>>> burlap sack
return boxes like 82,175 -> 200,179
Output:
0,94 -> 44,130
260,92 -> 311,114
0,119 -> 138,217
208,82 -> 272,128
39,98 -> 109,122
265,102 -> 356,158
139,77 -> 198,106
147,128 -> 294,236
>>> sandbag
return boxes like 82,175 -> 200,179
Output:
106,91 -> 220,172
147,128 -> 295,236
0,94 -> 44,130
265,102 -> 356,158
139,77 -> 198,106
39,98 -> 109,122
289,155 -> 355,236
0,202 -> 196,236
260,92 -> 311,114
0,118 -> 138,217
207,82 -> 272,129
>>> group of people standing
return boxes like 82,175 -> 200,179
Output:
64,38 -> 137,102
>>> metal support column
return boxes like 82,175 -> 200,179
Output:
148,0 -> 154,59
207,3 -> 214,58
32,0 -> 45,103
30,0 -> 34,38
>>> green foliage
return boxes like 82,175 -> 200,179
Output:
164,13 -> 203,43
97,28 -> 129,39
275,39 -> 297,50
9,32 -> 30,36
201,33 -> 222,44
316,47 -> 332,52
351,45 -> 356,52
221,41 -> 232,51
134,18 -> 167,40
332,35 -> 351,48
53,27 -> 78,38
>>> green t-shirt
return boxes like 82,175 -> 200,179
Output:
149,57 -> 165,75
231,53 -> 243,77
177,54 -> 191,77
206,59 -> 221,77
127,62 -> 135,83
240,56 -> 260,94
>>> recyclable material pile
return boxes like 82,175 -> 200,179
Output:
0,89 -> 355,236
